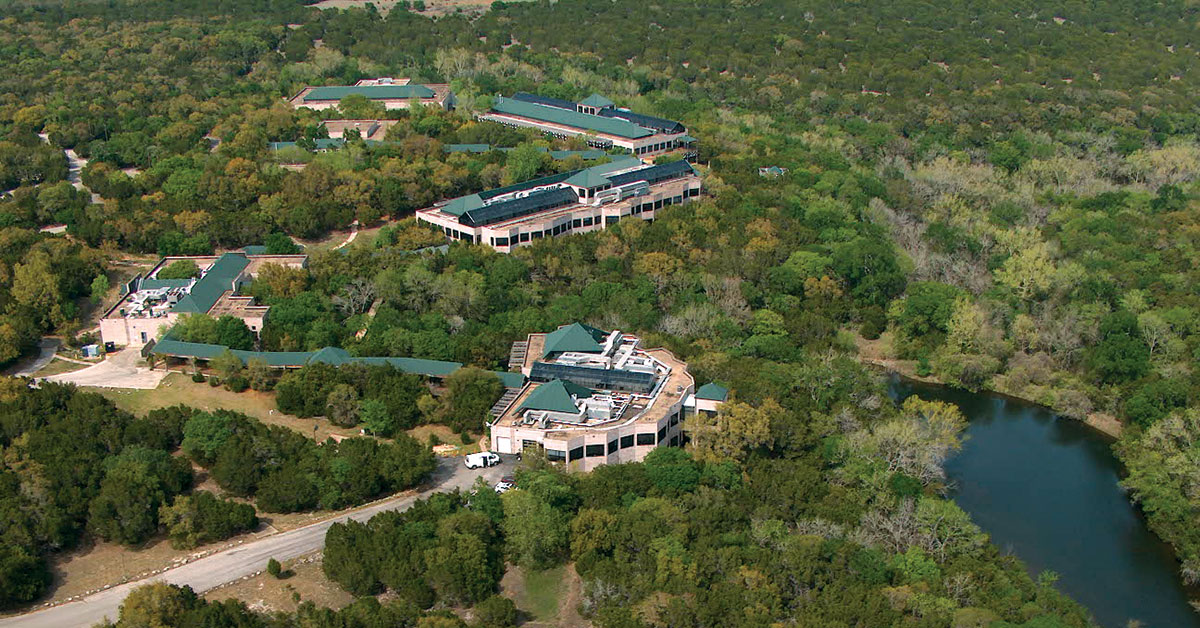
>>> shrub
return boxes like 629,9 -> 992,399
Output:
160,491 -> 258,549
267,558 -> 282,578
191,373 -> 206,383
459,431 -> 473,445
225,375 -> 249,393
208,376 -> 221,387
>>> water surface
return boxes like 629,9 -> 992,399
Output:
890,376 -> 1199,628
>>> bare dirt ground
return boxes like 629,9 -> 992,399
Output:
203,554 -> 353,614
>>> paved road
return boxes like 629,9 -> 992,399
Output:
0,456 -> 510,628
5,338 -> 59,377
42,348 -> 167,390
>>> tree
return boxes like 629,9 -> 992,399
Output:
160,491 -> 258,550
213,316 -> 255,351
1089,310 -> 1150,384
267,558 -> 282,578
89,447 -> 194,546
832,237 -> 906,306
156,260 -> 201,280
326,383 -> 361,427
263,232 -> 300,255
360,398 -> 395,436
642,447 -> 701,495
0,546 -> 50,608
90,274 -> 109,305
211,348 -> 244,380
114,583 -> 200,628
473,595 -> 518,628
438,368 -> 503,434
499,490 -> 568,570
501,143 -> 546,186
689,399 -> 777,464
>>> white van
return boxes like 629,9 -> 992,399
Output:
464,452 -> 501,469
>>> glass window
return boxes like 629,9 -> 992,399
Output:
657,426 -> 667,442
546,449 -> 565,462
583,217 -> 594,226
620,435 -> 634,449
636,433 -> 656,446
531,231 -> 542,239
669,435 -> 679,447
569,446 -> 584,461
496,237 -> 509,246
669,414 -> 678,427
520,232 -> 530,242
572,219 -> 582,228
586,444 -> 605,457
607,439 -> 618,454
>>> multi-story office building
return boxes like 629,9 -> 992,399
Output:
415,156 -> 702,252
288,77 -> 455,111
479,93 -> 695,156
489,323 -> 720,472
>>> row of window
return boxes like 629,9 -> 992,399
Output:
440,225 -> 478,243
633,140 -> 679,155
485,187 -> 699,248
544,430 -> 662,462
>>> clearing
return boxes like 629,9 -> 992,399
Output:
87,372 -> 362,443
500,564 -> 588,627
203,554 -> 353,614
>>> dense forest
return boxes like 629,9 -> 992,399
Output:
0,382 -> 434,607
1,0 -> 1200,623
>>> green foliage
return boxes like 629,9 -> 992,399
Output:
1088,310 -> 1150,385
266,558 -> 282,579
500,490 -> 569,570
88,447 -> 194,546
181,410 -> 434,513
160,491 -> 258,550
156,259 -> 201,280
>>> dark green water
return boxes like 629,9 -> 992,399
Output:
889,376 -> 1199,628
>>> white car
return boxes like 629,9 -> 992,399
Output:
494,477 -> 516,493
464,451 -> 501,469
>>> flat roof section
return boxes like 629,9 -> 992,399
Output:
304,84 -> 436,102
491,97 -> 655,140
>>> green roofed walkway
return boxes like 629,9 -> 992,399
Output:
151,334 -> 522,385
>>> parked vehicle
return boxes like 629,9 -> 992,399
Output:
464,451 -> 501,469
494,476 -> 516,493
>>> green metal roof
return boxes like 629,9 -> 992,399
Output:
307,346 -> 352,365
442,194 -> 485,217
564,169 -> 612,189
677,134 -> 697,143
140,278 -> 193,290
491,97 -> 653,140
241,245 -> 268,255
518,379 -> 592,414
542,323 -> 608,357
171,253 -> 249,314
492,371 -> 527,389
445,144 -> 494,153
579,93 -> 614,109
696,382 -> 729,401
304,85 -> 435,102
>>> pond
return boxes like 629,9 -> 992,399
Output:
889,375 -> 1199,628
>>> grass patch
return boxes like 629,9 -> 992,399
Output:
32,358 -> 88,378
521,566 -> 565,622
86,373 -> 360,442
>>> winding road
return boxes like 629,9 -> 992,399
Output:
0,457 -> 509,628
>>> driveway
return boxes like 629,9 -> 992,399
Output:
0,455 -> 512,628
41,348 -> 167,390
5,338 -> 59,377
